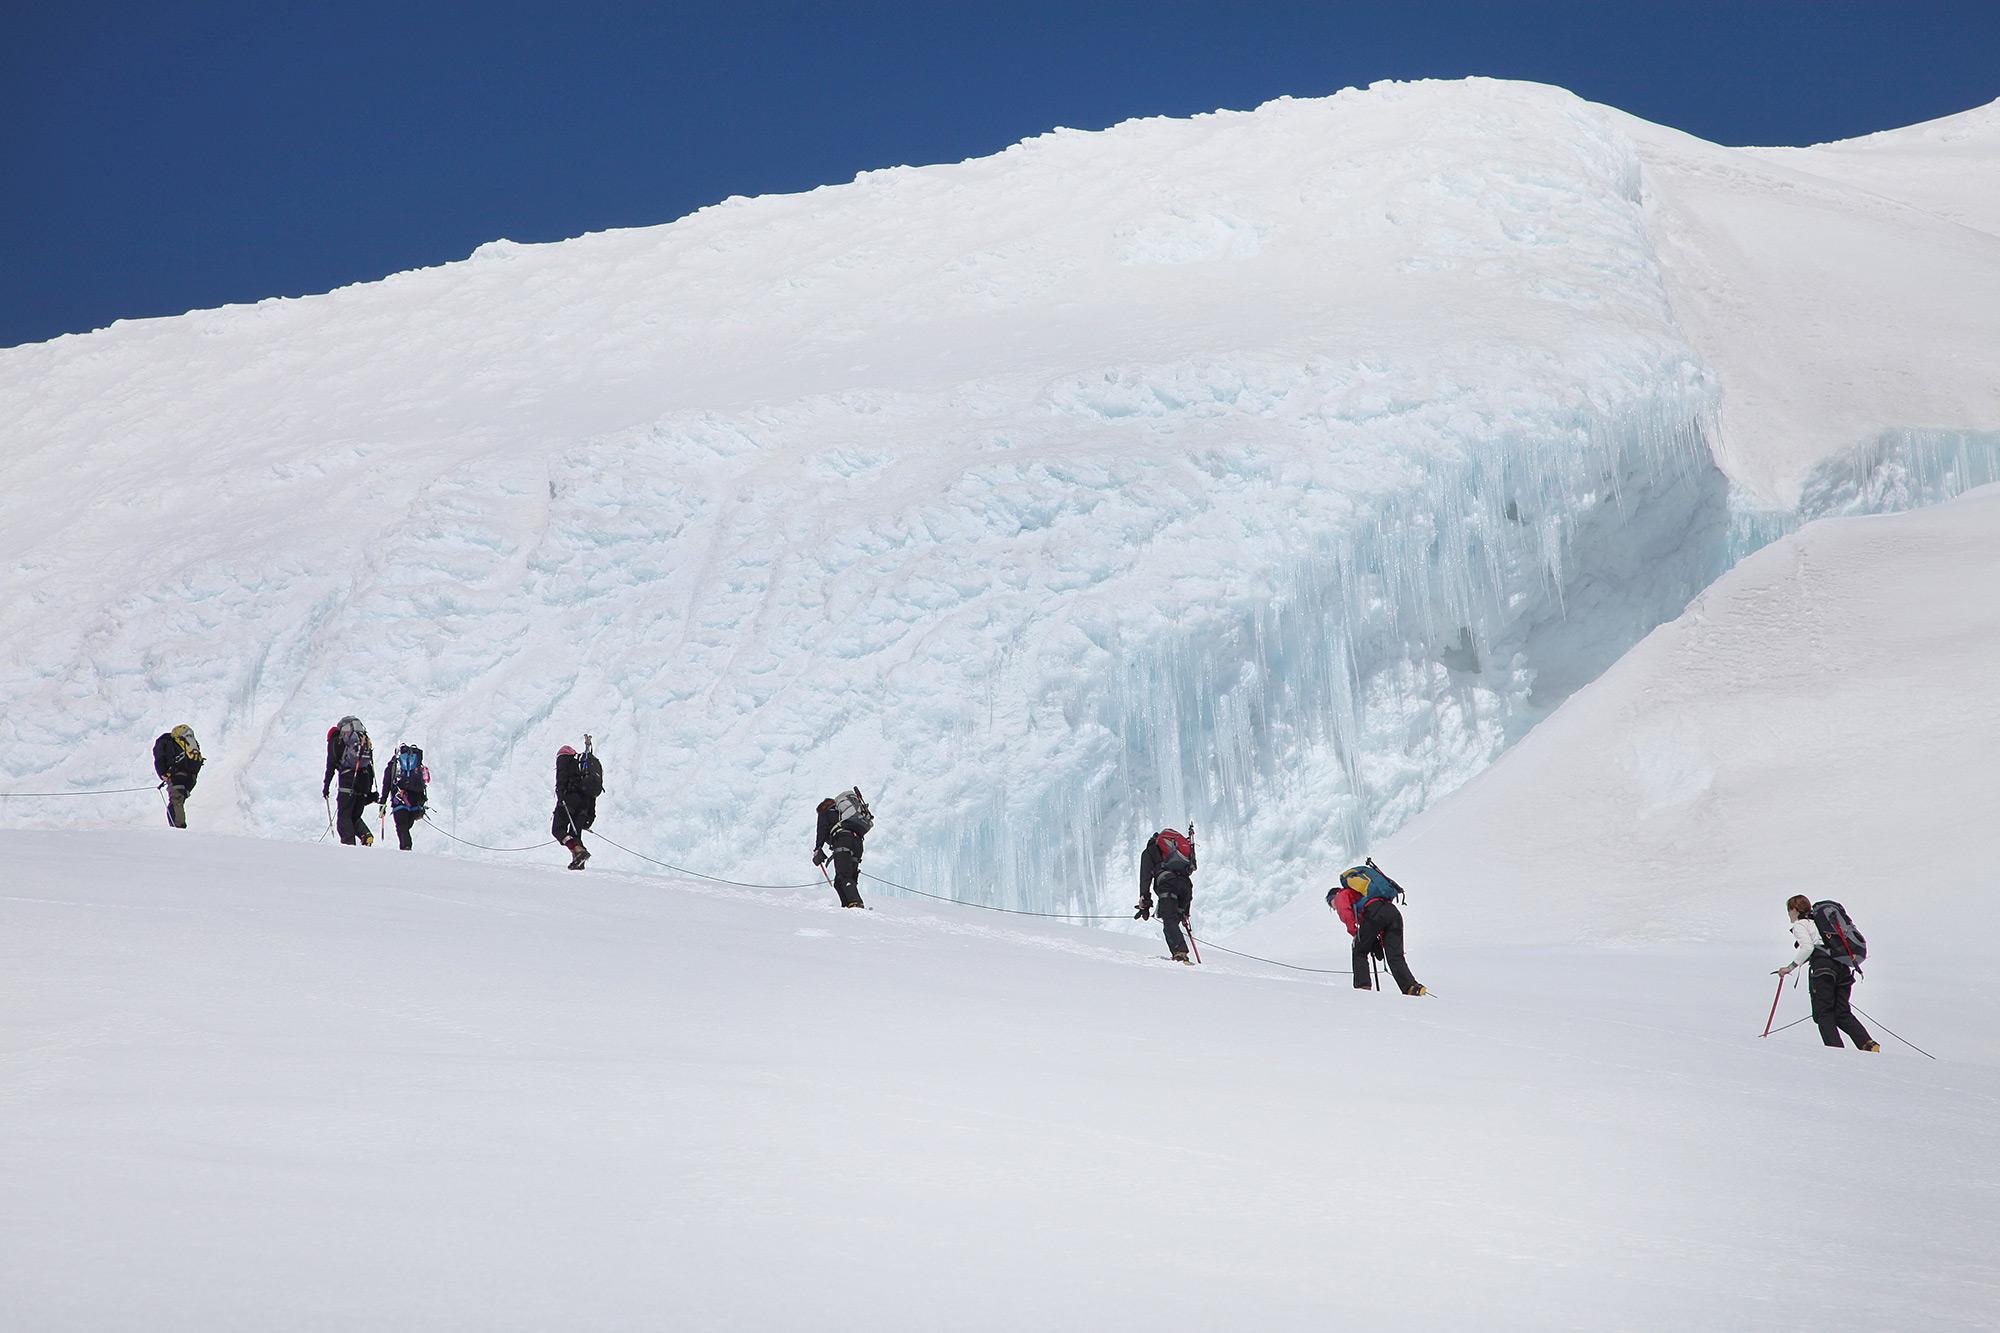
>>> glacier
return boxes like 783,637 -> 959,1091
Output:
4,79 -> 1999,931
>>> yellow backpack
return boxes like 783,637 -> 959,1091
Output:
170,725 -> 202,763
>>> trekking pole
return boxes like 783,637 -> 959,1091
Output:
320,792 -> 334,842
1185,917 -> 1201,965
1761,971 -> 1785,1037
1371,954 -> 1380,992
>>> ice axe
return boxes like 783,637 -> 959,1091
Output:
1761,971 -> 1785,1037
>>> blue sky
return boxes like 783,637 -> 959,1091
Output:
4,1 -> 1995,348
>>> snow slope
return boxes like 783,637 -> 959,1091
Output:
1236,481 -> 2000,1069
4,828 -> 1995,1330
4,80 -> 1998,928
1623,98 -> 2000,508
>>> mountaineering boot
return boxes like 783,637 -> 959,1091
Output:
844,900 -> 866,909
1407,985 -> 1428,996
1172,951 -> 1191,964
566,841 -> 585,870
1863,1041 -> 1882,1052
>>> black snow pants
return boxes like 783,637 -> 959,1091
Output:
1809,959 -> 1875,1049
336,787 -> 375,846
553,797 -> 595,847
828,848 -> 864,908
392,808 -> 421,851
1353,900 -> 1421,994
1155,884 -> 1190,957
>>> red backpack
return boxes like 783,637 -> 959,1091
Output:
1155,828 -> 1194,873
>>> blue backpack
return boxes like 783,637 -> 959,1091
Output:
389,746 -> 426,811
1339,863 -> 1404,908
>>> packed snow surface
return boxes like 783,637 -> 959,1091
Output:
4,79 -> 1999,928
4,824 -> 1994,1330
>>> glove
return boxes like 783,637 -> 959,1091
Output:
1372,941 -> 1387,961
812,849 -> 827,867
321,781 -> 330,798
1135,900 -> 1152,921
1777,963 -> 1795,976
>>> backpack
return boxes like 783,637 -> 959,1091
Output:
335,717 -> 372,775
1341,864 -> 1400,906
170,725 -> 202,764
1811,900 -> 1868,969
574,749 -> 604,798
1155,828 -> 1194,876
832,787 -> 874,836
390,745 -> 427,808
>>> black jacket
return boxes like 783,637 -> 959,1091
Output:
815,802 -> 865,860
1139,834 -> 1197,904
152,733 -> 203,789
556,751 -> 605,808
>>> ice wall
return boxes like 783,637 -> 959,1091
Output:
1729,430 -> 2000,562
909,389 -> 1726,925
5,79 -> 1999,933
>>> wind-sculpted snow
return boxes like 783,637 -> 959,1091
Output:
3,80 -> 1998,929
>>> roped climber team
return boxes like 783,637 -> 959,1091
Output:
119,724 -> 1894,1045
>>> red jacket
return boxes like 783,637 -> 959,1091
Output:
1332,886 -> 1363,937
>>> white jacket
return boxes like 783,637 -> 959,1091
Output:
1786,917 -> 1824,970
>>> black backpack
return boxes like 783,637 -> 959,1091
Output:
1811,900 -> 1868,970
574,749 -> 604,798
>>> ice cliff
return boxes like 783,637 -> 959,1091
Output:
3,79 -> 1997,928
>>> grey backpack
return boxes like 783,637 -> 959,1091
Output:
832,787 -> 874,836
336,716 -> 373,775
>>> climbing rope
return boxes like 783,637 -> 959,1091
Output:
1182,932 -> 1347,975
589,826 -> 824,890
857,868 -> 1131,920
1853,1005 -> 1938,1060
420,814 -> 558,854
0,784 -> 159,798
